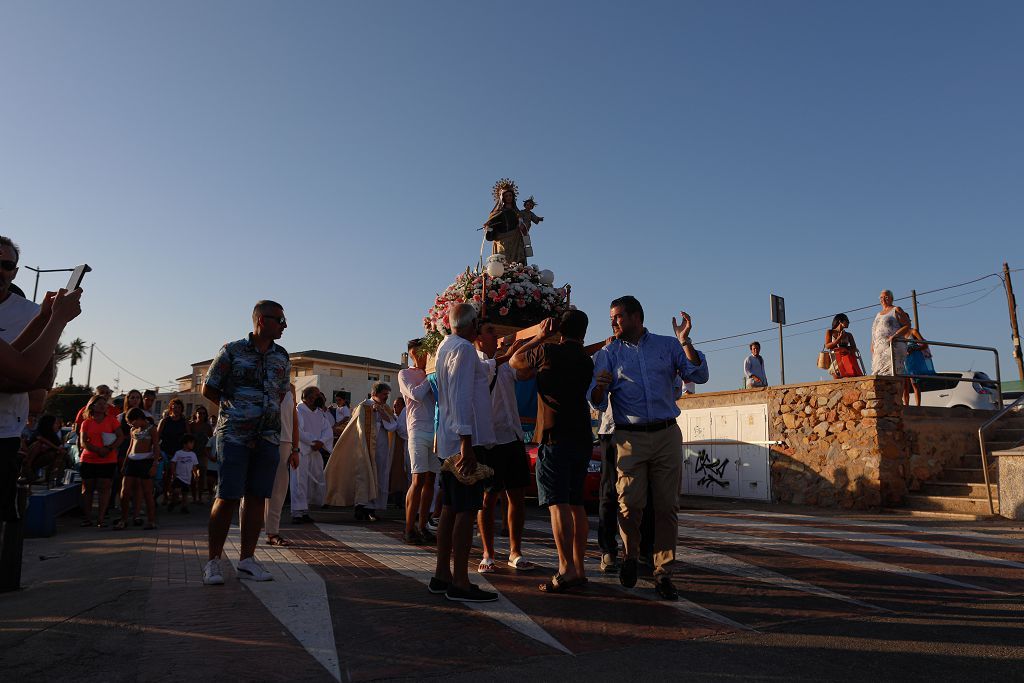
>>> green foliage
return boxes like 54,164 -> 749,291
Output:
42,384 -> 92,422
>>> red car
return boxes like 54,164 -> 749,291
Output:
524,440 -> 604,510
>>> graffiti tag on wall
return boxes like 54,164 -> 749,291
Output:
694,448 -> 730,489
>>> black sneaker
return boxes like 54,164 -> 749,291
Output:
620,557 -> 638,588
301,513 -> 315,523
403,530 -> 424,545
445,584 -> 498,603
428,577 -> 449,595
417,527 -> 436,544
654,576 -> 679,601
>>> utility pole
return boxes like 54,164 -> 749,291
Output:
85,343 -> 95,388
1004,263 -> 1024,381
911,289 -> 919,330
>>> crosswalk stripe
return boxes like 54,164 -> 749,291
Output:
316,523 -> 572,655
678,513 -> 1024,570
672,523 -> 1003,594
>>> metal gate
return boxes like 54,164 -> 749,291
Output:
677,404 -> 771,501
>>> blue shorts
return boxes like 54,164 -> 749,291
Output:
536,441 -> 590,507
216,436 -> 279,500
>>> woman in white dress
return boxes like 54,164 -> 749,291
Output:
870,290 -> 912,398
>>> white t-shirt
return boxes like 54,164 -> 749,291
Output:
0,293 -> 41,438
171,450 -> 199,484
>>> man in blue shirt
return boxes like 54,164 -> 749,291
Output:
201,300 -> 291,586
744,341 -> 768,388
589,295 -> 708,600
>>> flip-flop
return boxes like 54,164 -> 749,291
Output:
508,555 -> 536,572
266,535 -> 290,547
477,558 -> 496,574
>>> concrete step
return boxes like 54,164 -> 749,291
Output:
991,427 -> 1024,441
960,454 -> 1000,469
902,494 -> 999,516
880,508 -> 990,521
919,481 -> 998,498
940,467 -> 990,483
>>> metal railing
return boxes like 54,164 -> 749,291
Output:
887,337 -> 1002,406
887,337 -> 1005,516
977,394 -> 1024,516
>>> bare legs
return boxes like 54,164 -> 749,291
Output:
208,494 -> 266,561
478,487 -> 526,561
405,472 -> 436,535
548,503 -> 587,580
434,506 -> 474,590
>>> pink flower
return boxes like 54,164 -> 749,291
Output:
516,298 -> 526,308
532,290 -> 542,300
499,306 -> 509,316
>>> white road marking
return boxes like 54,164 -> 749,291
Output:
678,513 -> 1024,570
316,523 -> 571,655
224,532 -> 341,682
520,520 -> 755,632
671,523 -> 1004,594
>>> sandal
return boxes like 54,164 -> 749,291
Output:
266,534 -> 290,547
113,520 -> 127,530
539,574 -> 573,593
508,555 -> 535,572
477,558 -> 496,574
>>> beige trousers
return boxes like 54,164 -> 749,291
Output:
614,422 -> 682,576
264,443 -> 292,536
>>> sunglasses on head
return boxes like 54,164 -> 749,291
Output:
0,260 -> 17,271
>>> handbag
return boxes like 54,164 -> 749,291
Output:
440,455 -> 495,485
816,347 -> 832,371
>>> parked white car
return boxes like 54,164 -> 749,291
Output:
918,371 -> 1000,410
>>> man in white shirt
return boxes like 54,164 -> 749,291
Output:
474,323 -> 533,574
398,338 -> 438,545
0,237 -> 54,527
292,387 -> 332,524
430,303 -> 498,603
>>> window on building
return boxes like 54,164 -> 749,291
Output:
382,374 -> 391,382
294,368 -> 310,377
367,373 -> 379,382
330,368 -> 343,377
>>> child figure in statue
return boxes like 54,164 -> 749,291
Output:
518,196 -> 543,259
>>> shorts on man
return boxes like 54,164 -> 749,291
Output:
408,431 -> 440,474
477,440 -> 530,493
216,437 -> 279,500
439,446 -> 488,513
535,441 -> 590,507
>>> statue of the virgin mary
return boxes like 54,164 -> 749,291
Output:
482,178 -> 527,265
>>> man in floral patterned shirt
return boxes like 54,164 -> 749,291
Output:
201,300 -> 291,585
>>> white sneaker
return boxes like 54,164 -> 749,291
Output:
237,556 -> 273,582
203,559 -> 224,585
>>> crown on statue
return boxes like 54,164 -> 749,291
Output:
492,177 -> 519,201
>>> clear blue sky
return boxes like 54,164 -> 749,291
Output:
1,1 -> 1021,393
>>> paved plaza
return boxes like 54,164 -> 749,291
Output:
2,500 -> 1023,682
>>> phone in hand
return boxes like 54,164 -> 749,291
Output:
66,264 -> 91,291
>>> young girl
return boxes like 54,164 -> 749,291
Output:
116,407 -> 160,530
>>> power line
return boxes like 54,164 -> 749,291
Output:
693,271 -> 1003,345
92,345 -> 173,389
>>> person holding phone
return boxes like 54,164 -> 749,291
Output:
0,236 -> 83,546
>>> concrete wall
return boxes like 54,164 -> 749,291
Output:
678,376 -> 987,510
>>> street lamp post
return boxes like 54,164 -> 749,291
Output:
23,266 -> 76,303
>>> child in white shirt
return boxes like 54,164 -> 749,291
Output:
168,435 -> 199,513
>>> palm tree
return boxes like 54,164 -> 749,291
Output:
65,337 -> 87,385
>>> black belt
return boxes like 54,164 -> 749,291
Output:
614,419 -> 675,433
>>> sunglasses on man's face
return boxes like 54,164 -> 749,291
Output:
0,260 -> 17,271
263,315 -> 287,325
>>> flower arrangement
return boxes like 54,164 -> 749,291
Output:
421,263 -> 570,354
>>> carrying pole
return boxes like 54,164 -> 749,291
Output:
911,289 -> 919,329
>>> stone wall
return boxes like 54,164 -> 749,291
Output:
680,376 -> 912,509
